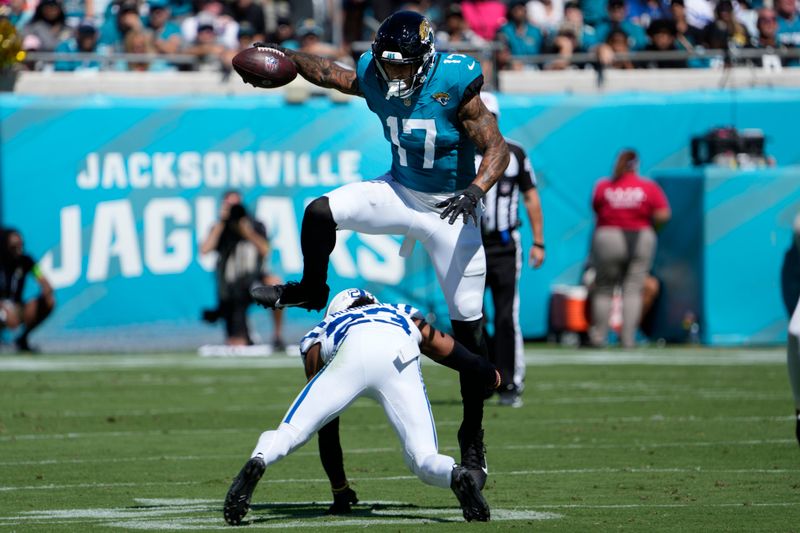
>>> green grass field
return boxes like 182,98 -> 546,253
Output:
1,347 -> 798,532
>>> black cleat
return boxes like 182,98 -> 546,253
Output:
450,465 -> 490,522
459,428 -> 488,491
223,456 -> 266,525
250,282 -> 330,311
326,485 -> 358,515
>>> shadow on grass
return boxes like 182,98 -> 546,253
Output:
246,501 -> 454,524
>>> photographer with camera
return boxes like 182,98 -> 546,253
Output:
200,190 -> 284,348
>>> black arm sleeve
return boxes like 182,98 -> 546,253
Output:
318,417 -> 348,489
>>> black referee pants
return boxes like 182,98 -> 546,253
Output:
483,235 -> 522,393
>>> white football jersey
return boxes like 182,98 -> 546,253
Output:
300,303 -> 424,364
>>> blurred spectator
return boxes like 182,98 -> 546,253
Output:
54,20 -> 105,70
776,0 -> 800,47
581,0 -> 608,26
99,0 -> 145,52
225,0 -> 266,43
293,18 -> 354,66
0,228 -> 56,353
181,0 -> 238,52
587,149 -> 671,348
642,18 -> 689,67
146,0 -> 182,55
748,7 -> 798,67
593,0 -> 648,50
120,27 -> 173,70
560,0 -> 599,50
435,3 -> 485,50
671,0 -> 704,48
183,16 -> 233,69
236,21 -> 257,49
701,0 -> 750,50
267,15 -> 298,49
496,0 -> 543,69
461,0 -> 507,41
21,0 -> 71,52
543,26 -> 580,69
343,0 -> 368,45
600,27 -> 636,68
6,0 -> 33,29
626,0 -> 671,27
526,0 -> 564,35
200,191 -> 284,349
682,0 -> 714,30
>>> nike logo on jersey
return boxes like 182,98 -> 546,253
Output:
468,62 -> 476,70
393,354 -> 418,373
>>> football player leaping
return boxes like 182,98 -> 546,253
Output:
246,10 -> 510,491
223,288 -> 501,525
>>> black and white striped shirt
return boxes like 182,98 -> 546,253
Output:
475,139 -> 536,241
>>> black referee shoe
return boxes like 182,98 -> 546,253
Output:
450,465 -> 490,522
250,281 -> 329,311
223,456 -> 266,525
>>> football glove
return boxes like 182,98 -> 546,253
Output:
436,184 -> 484,226
326,484 -> 358,515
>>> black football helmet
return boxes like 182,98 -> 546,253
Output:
371,11 -> 436,99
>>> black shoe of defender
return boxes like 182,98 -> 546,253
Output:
250,282 -> 330,311
450,465 -> 490,522
458,428 -> 488,491
223,456 -> 266,526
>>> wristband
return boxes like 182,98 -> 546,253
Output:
533,242 -> 545,250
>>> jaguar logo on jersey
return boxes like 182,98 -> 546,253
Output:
419,20 -> 432,42
432,92 -> 450,106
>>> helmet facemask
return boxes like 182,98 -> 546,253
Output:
374,51 -> 433,99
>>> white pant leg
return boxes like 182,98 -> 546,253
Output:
250,351 -> 365,465
420,208 -> 486,322
327,176 -> 486,322
350,326 -> 456,489
325,176 -> 416,236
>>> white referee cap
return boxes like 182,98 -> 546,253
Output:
480,91 -> 500,118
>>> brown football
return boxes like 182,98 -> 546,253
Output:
232,46 -> 297,88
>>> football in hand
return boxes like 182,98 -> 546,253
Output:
232,46 -> 297,89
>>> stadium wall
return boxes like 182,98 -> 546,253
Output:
1,88 -> 799,351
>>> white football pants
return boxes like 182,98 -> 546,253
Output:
250,323 -> 456,488
325,174 -> 486,322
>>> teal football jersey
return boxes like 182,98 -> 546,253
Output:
357,51 -> 483,193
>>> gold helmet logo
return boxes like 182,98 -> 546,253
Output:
419,20 -> 431,42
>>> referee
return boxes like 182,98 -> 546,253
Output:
476,92 -> 545,408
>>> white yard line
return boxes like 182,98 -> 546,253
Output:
2,463 -> 798,492
0,349 -> 786,373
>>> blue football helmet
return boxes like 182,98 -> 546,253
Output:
371,10 -> 436,99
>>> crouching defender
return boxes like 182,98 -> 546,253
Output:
223,288 -> 500,525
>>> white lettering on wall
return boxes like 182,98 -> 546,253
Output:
144,198 -> 192,274
87,200 -> 143,281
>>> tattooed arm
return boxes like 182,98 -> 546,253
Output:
283,49 -> 361,96
458,93 -> 509,193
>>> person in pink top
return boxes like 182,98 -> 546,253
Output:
460,0 -> 508,41
588,149 -> 671,348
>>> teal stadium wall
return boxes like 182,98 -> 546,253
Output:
1,89 -> 799,350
